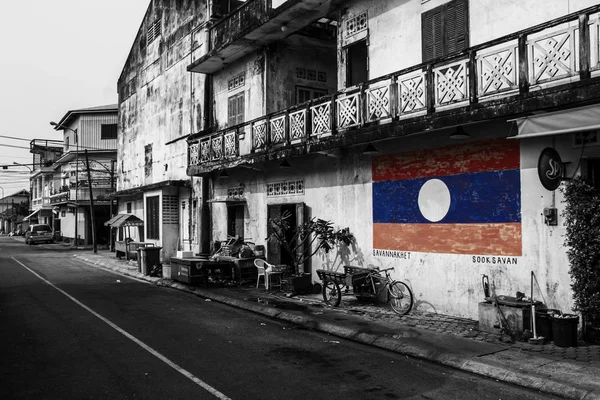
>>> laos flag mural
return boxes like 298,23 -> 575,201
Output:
372,139 -> 521,255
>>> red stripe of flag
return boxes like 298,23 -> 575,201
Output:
372,139 -> 520,182
373,222 -> 523,255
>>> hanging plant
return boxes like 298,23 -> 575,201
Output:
561,176 -> 600,340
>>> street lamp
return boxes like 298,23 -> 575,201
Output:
50,121 -> 79,246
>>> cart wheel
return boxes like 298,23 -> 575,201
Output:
322,281 -> 342,307
388,281 -> 413,315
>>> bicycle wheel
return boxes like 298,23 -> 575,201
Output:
322,281 -> 342,307
388,281 -> 413,315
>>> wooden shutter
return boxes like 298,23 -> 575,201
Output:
236,93 -> 245,125
228,96 -> 236,126
422,0 -> 469,62
446,0 -> 469,54
422,8 -> 444,62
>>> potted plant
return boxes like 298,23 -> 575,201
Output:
268,211 -> 354,293
562,176 -> 600,343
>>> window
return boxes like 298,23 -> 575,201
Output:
65,137 -> 70,151
583,159 -> 600,190
228,92 -> 245,126
422,0 -> 469,62
147,19 -> 161,44
346,40 -> 368,87
146,196 -> 160,239
101,124 -> 118,140
145,144 -> 153,177
126,202 -> 132,214
296,86 -> 327,105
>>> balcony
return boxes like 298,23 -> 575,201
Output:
188,0 -> 336,73
188,5 -> 600,175
49,187 -> 113,206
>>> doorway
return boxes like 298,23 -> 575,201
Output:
267,203 -> 305,270
227,204 -> 245,239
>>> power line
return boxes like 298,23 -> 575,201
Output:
0,135 -> 36,142
0,144 -> 30,150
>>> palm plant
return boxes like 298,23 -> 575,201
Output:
268,210 -> 353,275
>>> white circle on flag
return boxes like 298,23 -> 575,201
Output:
418,179 -> 451,222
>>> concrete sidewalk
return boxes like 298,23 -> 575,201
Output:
70,248 -> 600,400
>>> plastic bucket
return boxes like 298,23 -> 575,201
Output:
551,314 -> 579,347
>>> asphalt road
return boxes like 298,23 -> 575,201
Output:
0,237 -> 561,399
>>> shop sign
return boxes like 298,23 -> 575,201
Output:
538,147 -> 563,190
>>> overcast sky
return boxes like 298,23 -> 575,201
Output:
0,1 -> 149,196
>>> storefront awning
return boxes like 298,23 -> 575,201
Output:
23,208 -> 41,222
104,213 -> 144,228
510,104 -> 600,139
208,197 -> 246,204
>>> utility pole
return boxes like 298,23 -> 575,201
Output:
84,150 -> 97,253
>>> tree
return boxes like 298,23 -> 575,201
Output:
268,211 -> 354,275
562,176 -> 600,340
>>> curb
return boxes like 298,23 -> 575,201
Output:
73,254 -> 600,400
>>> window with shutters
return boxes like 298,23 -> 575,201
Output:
422,0 -> 469,62
228,92 -> 245,126
146,196 -> 160,240
295,86 -> 327,105
147,19 -> 161,44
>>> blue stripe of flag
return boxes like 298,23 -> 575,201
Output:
372,170 -> 521,224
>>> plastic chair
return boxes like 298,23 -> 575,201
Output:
255,259 -> 267,289
254,258 -> 282,289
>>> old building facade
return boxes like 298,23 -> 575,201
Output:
186,0 -> 600,320
117,0 -> 210,260
0,189 -> 29,234
48,105 -> 118,245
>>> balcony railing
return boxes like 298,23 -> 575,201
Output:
189,5 -> 600,170
210,0 -> 271,52
48,188 -> 113,205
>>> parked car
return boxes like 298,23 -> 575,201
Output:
24,224 -> 55,245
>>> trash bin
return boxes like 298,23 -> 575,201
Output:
139,246 -> 162,276
551,314 -> 579,347
535,309 -> 560,342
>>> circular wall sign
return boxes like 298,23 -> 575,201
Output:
538,147 -> 563,191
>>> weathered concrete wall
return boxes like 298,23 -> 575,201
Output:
211,34 -> 336,129
117,0 -> 208,191
265,39 -> 337,113
338,0 -> 600,86
210,118 -> 600,319
117,1 -> 209,258
212,52 -> 266,130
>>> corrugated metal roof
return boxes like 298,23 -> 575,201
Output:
104,213 -> 144,228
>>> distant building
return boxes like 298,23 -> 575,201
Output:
0,189 -> 30,234
44,104 -> 118,245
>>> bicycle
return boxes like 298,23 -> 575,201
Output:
316,266 -> 413,315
